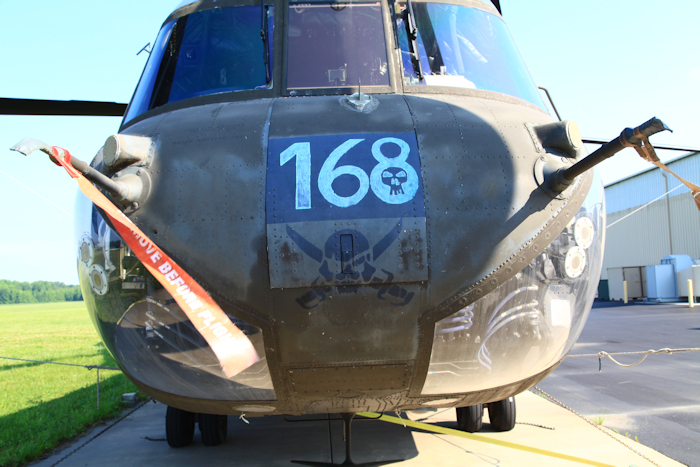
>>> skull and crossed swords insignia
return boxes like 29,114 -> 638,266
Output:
285,220 -> 415,309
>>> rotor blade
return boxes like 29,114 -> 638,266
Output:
0,98 -> 127,117
582,137 -> 700,153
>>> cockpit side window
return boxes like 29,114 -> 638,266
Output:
395,2 -> 544,109
124,5 -> 273,124
287,2 -> 389,90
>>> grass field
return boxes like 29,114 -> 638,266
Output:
0,302 -> 142,467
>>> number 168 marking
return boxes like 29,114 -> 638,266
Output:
280,137 -> 419,210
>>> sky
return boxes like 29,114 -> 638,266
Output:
1,0 -> 698,285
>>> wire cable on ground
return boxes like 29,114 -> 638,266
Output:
516,421 -> 555,430
1,356 -> 121,408
0,355 -> 119,371
565,347 -> 700,371
531,386 -> 660,467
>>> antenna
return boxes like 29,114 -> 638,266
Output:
137,42 -> 152,56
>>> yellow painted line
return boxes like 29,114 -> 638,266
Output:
358,412 -> 615,467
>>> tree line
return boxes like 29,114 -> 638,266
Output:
0,280 -> 82,304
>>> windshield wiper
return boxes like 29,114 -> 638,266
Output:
403,0 -> 424,81
261,2 -> 271,86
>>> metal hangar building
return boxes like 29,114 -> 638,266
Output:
600,151 -> 700,298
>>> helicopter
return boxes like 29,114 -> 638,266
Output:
3,0 -> 687,464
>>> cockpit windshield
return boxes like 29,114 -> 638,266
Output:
124,5 -> 273,124
287,2 -> 390,89
123,1 -> 544,125
395,2 -> 545,109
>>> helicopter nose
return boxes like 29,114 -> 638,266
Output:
109,94 -> 593,397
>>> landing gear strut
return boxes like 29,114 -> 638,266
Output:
292,413 -> 403,466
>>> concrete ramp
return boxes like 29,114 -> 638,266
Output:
32,392 -> 683,467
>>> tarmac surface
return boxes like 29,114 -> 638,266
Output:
31,300 -> 698,467
538,300 -> 700,467
32,391 -> 683,467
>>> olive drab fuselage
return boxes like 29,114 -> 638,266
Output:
75,0 -> 605,416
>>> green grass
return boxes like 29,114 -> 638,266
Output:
612,428 -> 639,442
591,410 -> 607,426
0,302 -> 142,467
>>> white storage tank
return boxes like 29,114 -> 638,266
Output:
645,264 -> 677,300
677,265 -> 700,298
608,266 -> 646,300
608,267 -> 624,300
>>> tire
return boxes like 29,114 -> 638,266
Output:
488,397 -> 516,432
199,413 -> 228,446
166,406 -> 195,448
456,404 -> 483,432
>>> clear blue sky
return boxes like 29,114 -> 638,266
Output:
1,0 -> 698,284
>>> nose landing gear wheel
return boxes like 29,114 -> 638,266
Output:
166,406 -> 195,447
487,397 -> 516,431
456,404 -> 483,432
199,413 -> 228,446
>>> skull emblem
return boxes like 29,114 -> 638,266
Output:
381,168 -> 408,196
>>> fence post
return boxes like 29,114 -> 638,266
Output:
689,279 -> 695,309
0,357 -> 119,410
